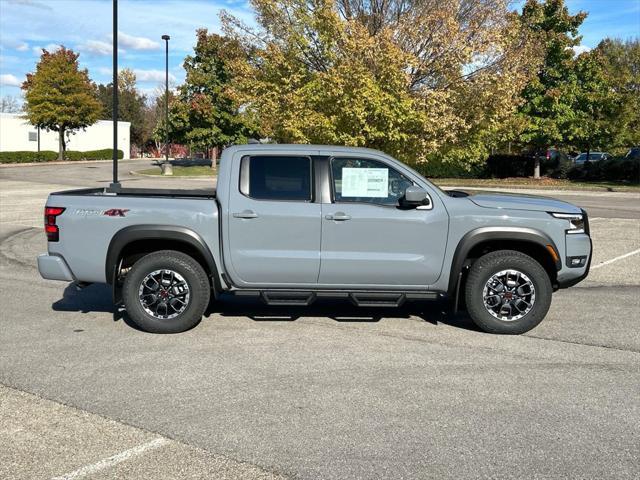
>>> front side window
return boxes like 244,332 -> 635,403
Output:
242,155 -> 312,201
331,157 -> 414,206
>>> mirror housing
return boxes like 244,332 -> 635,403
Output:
401,186 -> 430,208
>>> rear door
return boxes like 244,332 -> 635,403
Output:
318,156 -> 449,287
226,154 -> 321,286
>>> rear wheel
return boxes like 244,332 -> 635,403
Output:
464,250 -> 552,334
122,250 -> 210,333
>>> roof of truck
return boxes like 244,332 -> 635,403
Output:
224,143 -> 389,156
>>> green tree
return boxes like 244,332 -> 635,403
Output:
222,0 -> 538,168
517,0 -> 587,177
169,29 -> 256,162
96,69 -> 148,152
596,38 -> 640,151
567,49 -> 620,157
22,47 -> 101,160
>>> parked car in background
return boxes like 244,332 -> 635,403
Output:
574,152 -> 611,165
624,147 -> 640,160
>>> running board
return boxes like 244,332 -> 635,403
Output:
232,290 -> 440,307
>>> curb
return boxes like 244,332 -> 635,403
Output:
128,169 -> 216,179
0,158 -> 156,168
441,185 -> 640,197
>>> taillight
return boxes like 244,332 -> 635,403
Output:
44,206 -> 65,242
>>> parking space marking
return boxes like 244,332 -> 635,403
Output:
50,438 -> 170,480
591,248 -> 640,270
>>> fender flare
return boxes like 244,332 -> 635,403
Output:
105,225 -> 220,289
447,226 -> 561,296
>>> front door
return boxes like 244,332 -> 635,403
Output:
319,157 -> 449,287
227,154 -> 321,286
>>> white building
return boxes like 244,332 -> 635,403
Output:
0,113 -> 130,158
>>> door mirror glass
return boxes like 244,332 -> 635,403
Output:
401,186 -> 430,208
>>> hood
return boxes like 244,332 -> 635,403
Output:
466,192 -> 582,214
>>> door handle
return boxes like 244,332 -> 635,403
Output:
233,210 -> 258,219
325,212 -> 351,221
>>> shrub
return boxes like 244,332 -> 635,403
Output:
411,157 -> 485,179
0,149 -> 123,163
567,157 -> 640,183
0,151 -> 58,163
64,149 -> 124,161
485,154 -> 534,178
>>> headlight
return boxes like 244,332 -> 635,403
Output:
550,212 -> 585,234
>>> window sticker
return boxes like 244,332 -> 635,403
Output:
341,168 -> 389,197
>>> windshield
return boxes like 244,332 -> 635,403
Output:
576,153 -> 601,161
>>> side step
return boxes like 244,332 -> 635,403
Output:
349,292 -> 405,307
232,290 -> 441,307
260,291 -> 316,306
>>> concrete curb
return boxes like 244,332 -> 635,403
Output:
128,169 -> 216,180
0,158 -> 157,168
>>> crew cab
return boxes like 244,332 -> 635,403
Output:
38,145 -> 592,334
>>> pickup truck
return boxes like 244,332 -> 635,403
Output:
38,144 -> 592,334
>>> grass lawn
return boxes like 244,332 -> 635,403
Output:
134,165 -> 638,192
434,177 -> 640,192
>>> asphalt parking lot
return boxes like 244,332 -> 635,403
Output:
1,161 -> 639,479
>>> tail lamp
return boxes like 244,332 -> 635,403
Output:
44,207 -> 65,242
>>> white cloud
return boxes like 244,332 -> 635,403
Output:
6,0 -> 52,10
571,45 -> 592,56
15,42 -> 29,52
79,40 -> 113,56
133,69 -> 176,83
0,73 -> 21,87
118,32 -> 160,51
32,43 -> 62,55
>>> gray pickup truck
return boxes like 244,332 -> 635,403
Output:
38,144 -> 592,334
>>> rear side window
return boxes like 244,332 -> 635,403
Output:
240,155 -> 312,201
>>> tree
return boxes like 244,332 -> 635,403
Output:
517,0 -> 587,177
169,29 -> 257,163
96,68 -> 148,152
0,95 -> 22,113
595,38 -> 640,151
22,47 -> 101,160
222,0 -> 538,168
567,49 -> 620,157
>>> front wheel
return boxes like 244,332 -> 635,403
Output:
122,250 -> 210,333
464,250 -> 552,334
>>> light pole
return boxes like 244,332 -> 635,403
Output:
109,0 -> 120,191
162,34 -> 170,165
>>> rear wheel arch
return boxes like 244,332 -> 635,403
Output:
106,225 -> 220,291
448,227 -> 560,297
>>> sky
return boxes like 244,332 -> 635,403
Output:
0,0 -> 639,101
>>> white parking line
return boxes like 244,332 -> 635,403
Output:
50,437 -> 170,480
591,248 -> 640,270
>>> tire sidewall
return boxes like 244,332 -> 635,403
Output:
466,252 -> 552,334
123,252 -> 210,333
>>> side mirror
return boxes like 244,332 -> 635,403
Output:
401,186 -> 430,208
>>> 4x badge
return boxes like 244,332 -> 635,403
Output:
74,208 -> 129,217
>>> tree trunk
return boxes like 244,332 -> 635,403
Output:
57,128 -> 66,161
210,146 -> 218,170
533,157 -> 541,179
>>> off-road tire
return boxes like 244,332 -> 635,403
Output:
122,250 -> 210,333
465,250 -> 552,334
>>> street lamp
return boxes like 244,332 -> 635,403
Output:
162,34 -> 170,165
109,0 -> 120,191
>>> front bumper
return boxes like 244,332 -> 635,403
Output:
37,254 -> 75,281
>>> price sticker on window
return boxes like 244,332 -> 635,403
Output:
341,168 -> 389,198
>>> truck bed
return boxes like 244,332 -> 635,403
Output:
51,187 -> 216,199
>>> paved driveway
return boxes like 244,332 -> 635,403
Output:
1,163 -> 638,479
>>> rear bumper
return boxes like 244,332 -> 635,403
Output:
37,254 -> 75,282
